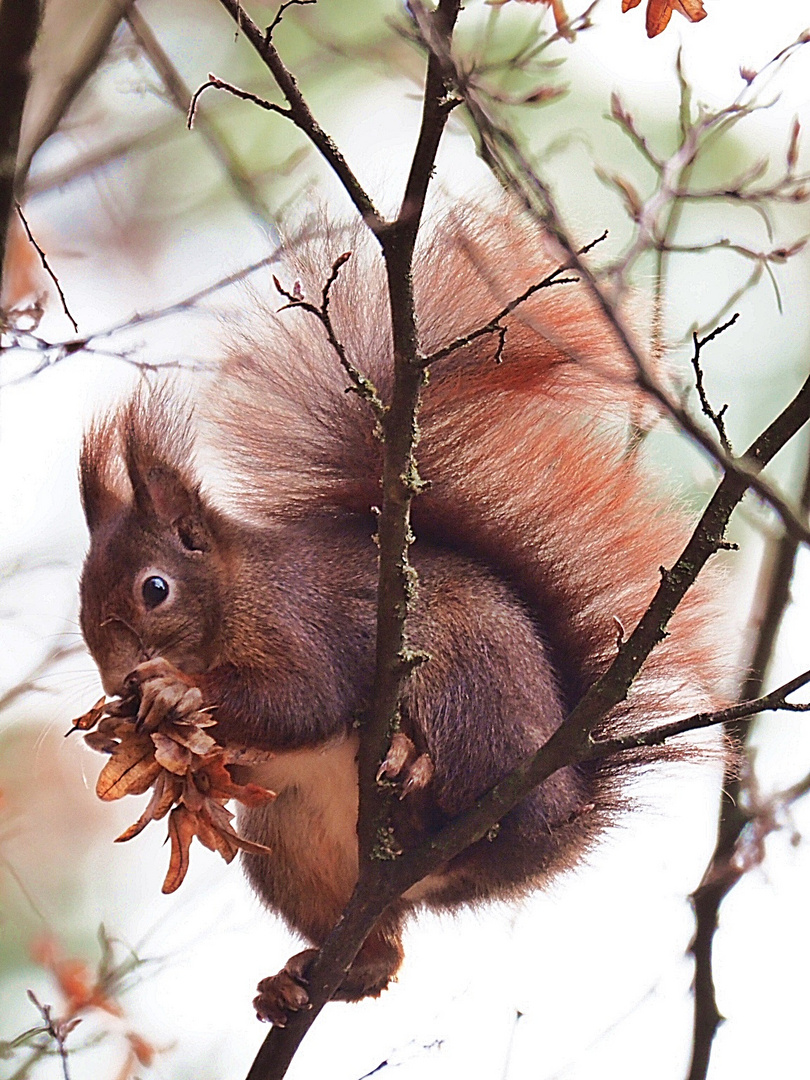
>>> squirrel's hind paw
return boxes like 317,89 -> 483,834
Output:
376,732 -> 435,799
254,949 -> 315,1026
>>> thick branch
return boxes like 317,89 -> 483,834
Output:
244,3 -> 461,1078
0,0 -> 41,292
356,0 -> 462,868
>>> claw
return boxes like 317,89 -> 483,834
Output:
376,732 -> 415,783
254,949 -> 316,1026
377,733 -> 434,798
400,753 -> 434,797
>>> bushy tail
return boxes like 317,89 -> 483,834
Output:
209,202 -> 730,733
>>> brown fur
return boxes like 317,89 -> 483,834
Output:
79,202 -> 731,1010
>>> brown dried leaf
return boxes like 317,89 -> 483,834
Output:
115,772 -> 180,842
162,806 -> 197,893
194,812 -> 239,862
84,729 -> 121,754
68,696 -> 107,733
165,723 -> 218,756
203,800 -> 273,856
180,774 -> 206,813
151,732 -> 192,775
96,736 -> 161,801
220,745 -> 276,767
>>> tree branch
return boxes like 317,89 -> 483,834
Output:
14,203 -> 78,332
245,368 -> 810,1080
0,0 -> 41,295
413,15 -> 810,545
215,0 -> 385,234
272,253 -> 385,415
15,0 -> 135,189
419,231 -> 605,367
240,2 -> 462,1077
687,428 -> 810,1080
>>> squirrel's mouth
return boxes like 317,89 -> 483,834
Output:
86,615 -> 147,698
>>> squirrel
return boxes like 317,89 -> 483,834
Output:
78,202 -> 729,1025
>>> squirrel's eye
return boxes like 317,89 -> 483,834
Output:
142,575 -> 170,609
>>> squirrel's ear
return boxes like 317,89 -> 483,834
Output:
125,442 -> 214,553
80,421 -> 127,532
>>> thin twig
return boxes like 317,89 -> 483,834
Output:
420,231 -> 606,366
413,14 -> 810,545
591,668 -> 810,755
0,640 -> 84,714
265,0 -> 316,43
14,204 -> 78,332
187,74 -> 291,129
215,0 -> 386,234
25,993 -> 77,1080
689,314 -> 738,454
273,253 -> 385,415
1,240 -> 298,383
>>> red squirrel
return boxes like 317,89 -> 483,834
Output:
78,203 -> 729,1025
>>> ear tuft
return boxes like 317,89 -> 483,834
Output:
80,417 -> 127,532
122,386 -> 213,549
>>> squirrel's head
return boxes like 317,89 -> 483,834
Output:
79,391 -> 229,696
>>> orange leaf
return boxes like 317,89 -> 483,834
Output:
624,0 -> 707,37
126,1031 -> 156,1067
486,0 -> 572,40
96,736 -> 161,801
199,758 -> 277,806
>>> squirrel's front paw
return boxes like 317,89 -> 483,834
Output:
376,732 -> 434,799
124,657 -> 204,733
254,949 -> 315,1026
